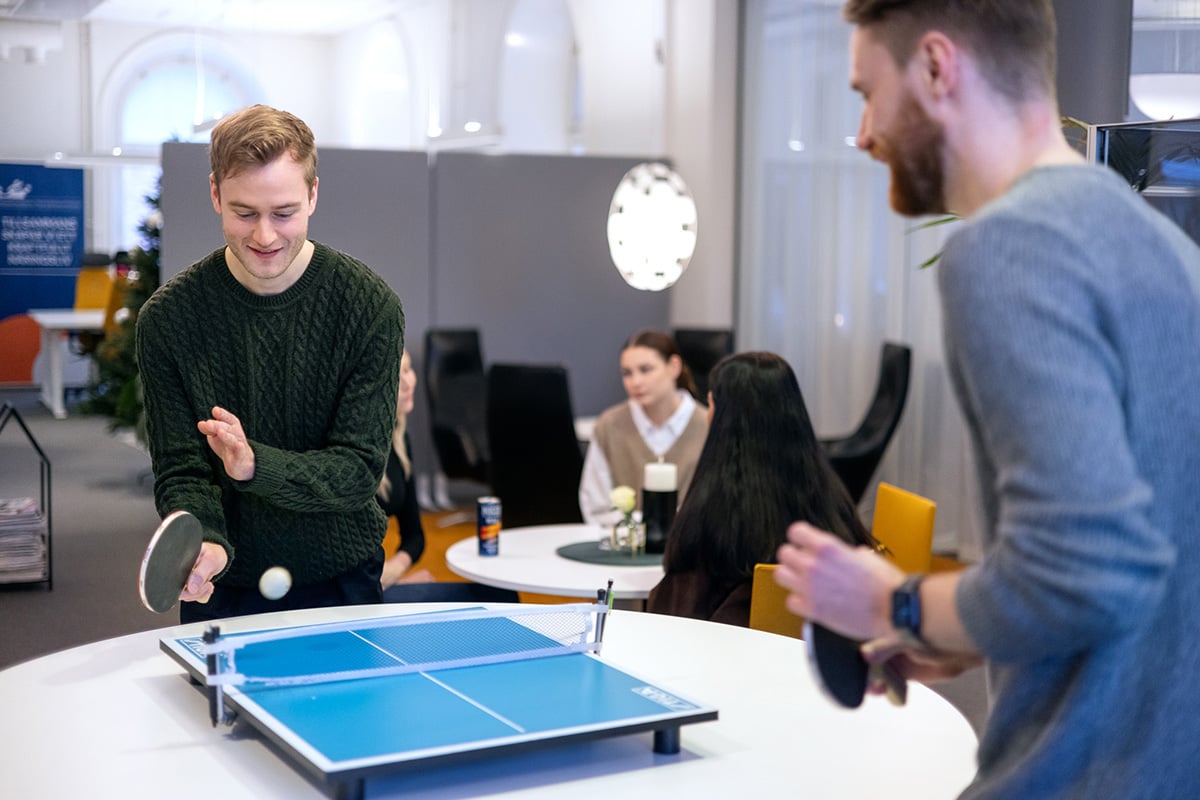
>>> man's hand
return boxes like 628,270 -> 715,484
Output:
774,521 -> 906,641
197,406 -> 255,481
862,636 -> 983,691
181,541 -> 229,603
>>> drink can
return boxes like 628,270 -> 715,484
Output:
477,496 -> 501,556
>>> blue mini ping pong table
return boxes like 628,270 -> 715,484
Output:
161,606 -> 718,800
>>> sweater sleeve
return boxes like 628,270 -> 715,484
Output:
136,273 -> 235,561
234,286 -> 403,514
391,434 -> 426,563
941,212 -> 1175,663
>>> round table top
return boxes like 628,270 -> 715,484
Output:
0,603 -> 979,799
444,523 -> 666,599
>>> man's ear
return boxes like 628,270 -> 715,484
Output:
209,174 -> 221,214
914,31 -> 959,101
308,176 -> 319,216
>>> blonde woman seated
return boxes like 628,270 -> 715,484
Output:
579,329 -> 708,526
647,352 -> 874,626
378,350 -> 435,588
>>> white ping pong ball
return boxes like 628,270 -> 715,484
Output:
259,566 -> 292,600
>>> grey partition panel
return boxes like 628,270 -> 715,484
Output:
160,141 -> 222,278
432,152 -> 670,416
159,142 -> 436,472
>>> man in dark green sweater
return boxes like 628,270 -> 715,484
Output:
136,104 -> 404,623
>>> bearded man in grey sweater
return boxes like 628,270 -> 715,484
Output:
774,2 -> 1200,798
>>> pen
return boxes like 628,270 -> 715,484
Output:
596,588 -> 607,642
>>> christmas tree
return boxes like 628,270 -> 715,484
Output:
81,179 -> 161,443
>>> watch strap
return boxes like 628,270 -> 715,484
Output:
892,573 -> 928,648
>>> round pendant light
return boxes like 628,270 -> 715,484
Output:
606,162 -> 698,291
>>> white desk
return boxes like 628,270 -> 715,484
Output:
0,603 -> 979,799
26,308 -> 104,419
446,523 -> 665,601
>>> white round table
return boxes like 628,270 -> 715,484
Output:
444,523 -> 665,600
0,603 -> 979,799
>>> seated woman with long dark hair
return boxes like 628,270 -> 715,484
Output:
647,351 -> 875,626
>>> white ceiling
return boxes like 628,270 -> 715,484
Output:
2,0 -> 399,35
3,0 -> 1200,35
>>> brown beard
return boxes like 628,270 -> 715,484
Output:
880,91 -> 947,217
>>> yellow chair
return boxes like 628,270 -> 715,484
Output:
749,563 -> 803,639
74,266 -> 115,311
871,482 -> 936,574
77,272 -> 129,357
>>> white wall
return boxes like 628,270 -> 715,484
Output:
0,2 -> 737,334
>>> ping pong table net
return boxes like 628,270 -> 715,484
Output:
203,603 -> 607,689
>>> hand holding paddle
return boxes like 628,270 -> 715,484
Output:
138,511 -> 227,613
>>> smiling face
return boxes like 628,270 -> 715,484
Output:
397,350 -> 417,416
850,27 -> 947,217
620,345 -> 681,412
210,153 -> 318,295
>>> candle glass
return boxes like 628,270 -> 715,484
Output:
641,488 -> 677,554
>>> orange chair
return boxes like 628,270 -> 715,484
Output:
749,563 -> 803,639
871,482 -> 936,574
0,314 -> 42,385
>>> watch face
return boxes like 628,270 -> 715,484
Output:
606,162 -> 698,292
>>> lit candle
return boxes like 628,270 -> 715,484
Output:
643,461 -> 678,492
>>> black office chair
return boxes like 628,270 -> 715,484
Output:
382,581 -> 520,604
674,328 -> 734,400
820,342 -> 912,503
424,329 -> 491,485
486,363 -> 585,529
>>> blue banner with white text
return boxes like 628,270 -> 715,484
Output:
0,164 -> 85,321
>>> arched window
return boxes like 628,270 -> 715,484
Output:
98,33 -> 262,250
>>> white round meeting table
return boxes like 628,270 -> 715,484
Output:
445,523 -> 665,602
0,603 -> 978,799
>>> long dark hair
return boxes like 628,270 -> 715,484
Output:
664,351 -> 873,579
623,329 -> 699,399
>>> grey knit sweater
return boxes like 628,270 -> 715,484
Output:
136,242 -> 404,588
941,165 -> 1200,798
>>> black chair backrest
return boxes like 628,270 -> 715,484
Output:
850,342 -> 910,446
486,363 -> 584,529
674,328 -> 735,400
423,329 -> 490,482
425,329 -> 485,411
823,342 -> 912,503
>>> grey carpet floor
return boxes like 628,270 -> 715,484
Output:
1,388 -> 165,669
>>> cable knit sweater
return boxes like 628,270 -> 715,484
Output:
136,242 -> 404,588
941,165 -> 1200,799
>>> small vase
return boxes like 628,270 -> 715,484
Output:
609,518 -> 646,555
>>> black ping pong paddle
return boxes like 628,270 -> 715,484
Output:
803,619 -> 908,708
138,510 -> 204,613
803,619 -> 870,708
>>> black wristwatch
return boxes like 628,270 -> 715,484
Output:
892,574 -> 928,648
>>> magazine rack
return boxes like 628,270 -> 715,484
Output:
0,402 -> 52,589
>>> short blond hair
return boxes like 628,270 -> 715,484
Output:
209,104 -> 317,190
